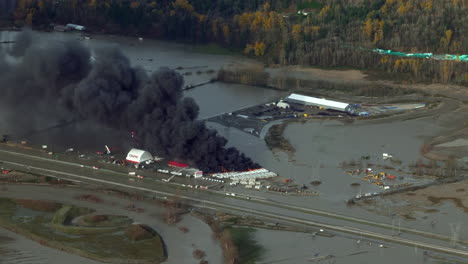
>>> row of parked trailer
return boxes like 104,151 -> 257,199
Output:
211,168 -> 277,181
157,168 -> 199,178
199,177 -> 224,183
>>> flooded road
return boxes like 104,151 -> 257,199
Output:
254,228 -> 466,264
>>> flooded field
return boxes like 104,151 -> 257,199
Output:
210,115 -> 468,239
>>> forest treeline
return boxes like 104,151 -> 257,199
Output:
7,0 -> 468,84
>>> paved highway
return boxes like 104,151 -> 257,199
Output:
0,146 -> 467,258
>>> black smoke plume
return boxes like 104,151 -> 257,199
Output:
0,30 -> 260,172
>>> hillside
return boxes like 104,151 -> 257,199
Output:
7,0 -> 468,84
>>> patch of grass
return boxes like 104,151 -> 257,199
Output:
427,196 -> 468,212
227,227 -> 263,264
310,180 -> 322,186
51,205 -> 94,225
15,199 -> 62,212
402,214 -> 416,220
125,224 -> 156,241
81,214 -> 132,228
53,223 -> 120,235
193,249 -> 205,260
84,214 -> 108,223
0,198 -> 17,218
192,43 -> 240,56
178,226 -> 189,233
265,123 -> 296,154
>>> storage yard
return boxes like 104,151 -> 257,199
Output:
0,139 -> 328,198
208,93 -> 427,137
0,91 -> 439,201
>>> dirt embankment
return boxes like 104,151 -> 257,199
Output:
264,122 -> 296,155
220,61 -> 468,101
358,178 -> 468,219
423,127 -> 468,161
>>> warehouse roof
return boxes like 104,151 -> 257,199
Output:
168,161 -> 187,168
286,93 -> 350,111
126,148 -> 153,164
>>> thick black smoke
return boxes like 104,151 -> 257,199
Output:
0,30 -> 259,172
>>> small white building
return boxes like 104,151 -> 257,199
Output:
182,168 -> 204,178
276,101 -> 290,109
285,93 -> 356,113
126,148 -> 153,164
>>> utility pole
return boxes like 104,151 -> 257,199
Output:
449,222 -> 461,247
398,216 -> 401,235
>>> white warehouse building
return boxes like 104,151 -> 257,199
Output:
126,148 -> 153,164
285,93 -> 356,114
66,24 -> 86,31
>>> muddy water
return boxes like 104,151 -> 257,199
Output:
281,118 -> 447,200
210,116 -> 467,239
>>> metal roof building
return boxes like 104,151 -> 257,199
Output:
66,24 -> 86,31
126,148 -> 153,164
285,93 -> 356,113
168,161 -> 188,168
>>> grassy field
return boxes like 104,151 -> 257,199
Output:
227,227 -> 264,264
80,214 -> 133,228
51,205 -> 94,225
0,198 -> 166,263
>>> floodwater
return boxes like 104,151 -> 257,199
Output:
254,227 -> 466,264
212,115 -> 467,238
1,30 -> 467,262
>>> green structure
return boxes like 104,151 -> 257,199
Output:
373,48 -> 467,61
